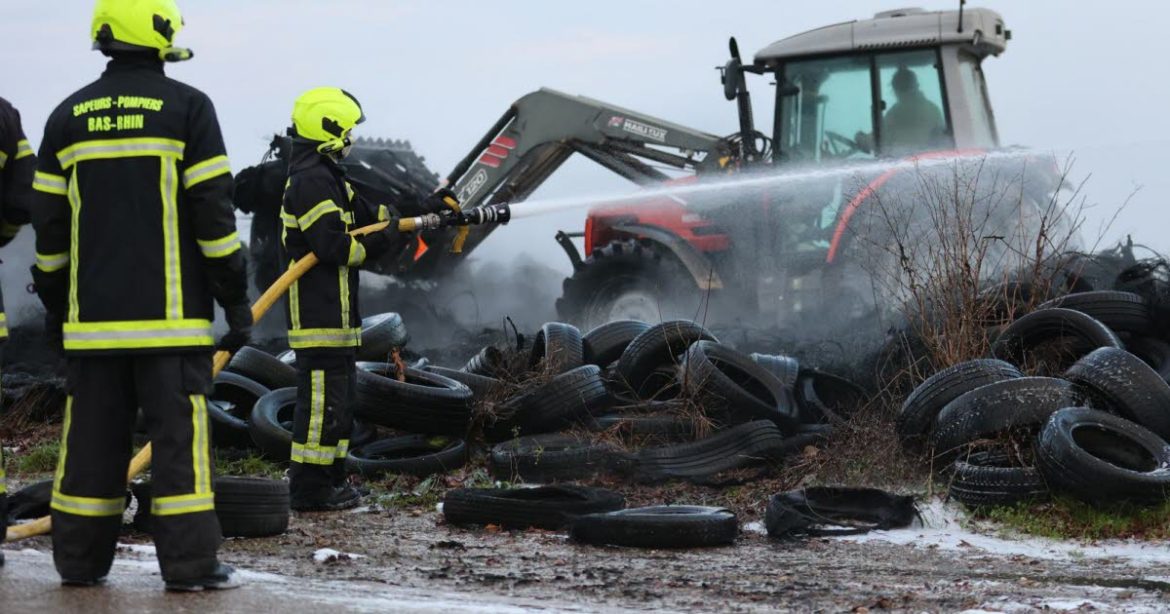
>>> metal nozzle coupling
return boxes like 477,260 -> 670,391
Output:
466,203 -> 511,225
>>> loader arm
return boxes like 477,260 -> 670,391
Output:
408,88 -> 730,276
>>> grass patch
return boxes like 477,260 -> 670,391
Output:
11,440 -> 60,475
214,451 -> 285,479
979,497 -> 1170,540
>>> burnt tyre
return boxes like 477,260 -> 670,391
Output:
765,487 -> 918,537
345,435 -> 467,478
357,313 -> 410,362
929,377 -> 1078,461
226,346 -> 298,390
489,434 -> 628,483
1037,291 -> 1153,337
209,372 -> 270,449
354,363 -> 473,435
680,341 -> 798,428
616,320 -> 717,398
248,387 -> 298,461
570,505 -> 738,549
528,322 -> 585,375
1037,407 -> 1170,504
897,359 -> 1023,449
583,320 -> 651,368
1064,347 -> 1170,441
948,450 -> 1049,508
990,307 -> 1121,373
443,485 -> 625,530
556,239 -> 691,331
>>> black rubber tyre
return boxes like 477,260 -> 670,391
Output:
680,341 -> 797,428
1037,407 -> 1170,504
930,377 -> 1078,461
6,479 -> 52,522
489,434 -> 627,483
215,477 -> 290,538
635,420 -> 788,483
990,307 -> 1122,370
795,369 -> 867,424
1037,291 -> 1153,336
765,487 -> 918,537
897,359 -> 1023,448
345,435 -> 467,478
487,365 -> 612,440
750,353 -> 800,389
948,450 -> 1049,508
1064,347 -> 1170,441
209,372 -> 270,449
226,346 -> 298,390
424,366 -> 503,399
583,320 -> 651,368
556,239 -> 688,330
132,478 -> 290,538
570,505 -> 738,549
357,312 -> 409,361
443,485 -> 625,530
616,320 -> 717,398
354,363 -> 473,435
277,350 -> 296,366
528,322 -> 585,375
1124,337 -> 1170,382
248,387 -> 297,461
462,346 -> 505,377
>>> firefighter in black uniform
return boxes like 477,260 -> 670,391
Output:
281,87 -> 408,510
30,1 -> 250,590
0,96 -> 37,567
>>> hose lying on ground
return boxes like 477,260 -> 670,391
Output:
5,221 -> 392,541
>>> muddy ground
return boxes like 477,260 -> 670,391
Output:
8,489 -> 1169,612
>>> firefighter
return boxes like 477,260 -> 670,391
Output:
29,0 -> 250,590
280,87 -> 409,511
0,96 -> 37,568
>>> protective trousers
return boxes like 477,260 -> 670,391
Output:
289,351 -> 355,503
1,358 -> 6,532
51,353 -> 221,582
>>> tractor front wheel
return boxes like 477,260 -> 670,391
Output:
556,239 -> 694,330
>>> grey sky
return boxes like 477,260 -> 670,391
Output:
3,1 -> 1168,308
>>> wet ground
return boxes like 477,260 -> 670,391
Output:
5,504 -> 1169,612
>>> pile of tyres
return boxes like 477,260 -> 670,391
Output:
202,316 -> 868,486
469,319 -> 867,484
897,290 -> 1170,508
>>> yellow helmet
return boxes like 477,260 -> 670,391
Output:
291,87 -> 366,156
91,0 -> 192,62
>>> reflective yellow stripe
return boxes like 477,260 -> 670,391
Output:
191,395 -> 211,495
287,327 -> 362,349
290,443 -> 339,465
33,171 -> 67,195
288,260 -> 302,330
298,199 -> 341,230
57,137 -> 185,169
54,396 -> 72,494
307,370 -> 325,447
339,266 -> 351,330
280,210 -> 298,228
67,167 -> 81,323
340,211 -> 354,225
197,231 -> 242,258
152,492 -> 215,516
347,238 -> 365,266
16,139 -> 34,160
63,319 -> 214,351
0,312 -> 7,339
51,491 -> 125,517
183,154 -> 231,189
0,150 -> 7,169
35,251 -> 69,273
161,158 -> 182,319
335,439 -> 350,459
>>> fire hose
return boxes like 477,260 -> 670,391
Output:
5,203 -> 510,541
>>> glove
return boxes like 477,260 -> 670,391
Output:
422,188 -> 460,214
217,302 -> 253,353
358,227 -> 402,261
43,311 -> 64,356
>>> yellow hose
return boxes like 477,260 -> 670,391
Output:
5,221 -> 391,542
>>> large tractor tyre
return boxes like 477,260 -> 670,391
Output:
556,239 -> 692,331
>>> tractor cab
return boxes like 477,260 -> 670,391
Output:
727,6 -> 1009,166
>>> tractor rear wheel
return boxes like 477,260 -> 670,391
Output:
556,239 -> 693,330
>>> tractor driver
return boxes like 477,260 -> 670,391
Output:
854,66 -> 945,156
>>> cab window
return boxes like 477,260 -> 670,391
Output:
777,55 -> 875,163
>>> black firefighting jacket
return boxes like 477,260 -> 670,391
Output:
0,96 -> 36,341
281,142 -> 385,352
31,55 -> 248,354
